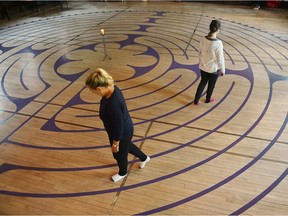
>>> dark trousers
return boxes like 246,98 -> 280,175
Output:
194,69 -> 219,104
1,7 -> 10,20
112,135 -> 147,176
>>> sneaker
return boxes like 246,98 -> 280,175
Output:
253,5 -> 260,10
206,98 -> 215,103
140,156 -> 150,169
194,102 -> 199,105
112,173 -> 127,182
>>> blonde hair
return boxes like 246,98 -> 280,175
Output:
85,68 -> 114,89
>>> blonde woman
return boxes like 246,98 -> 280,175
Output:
86,68 -> 150,182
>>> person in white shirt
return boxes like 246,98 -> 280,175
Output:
194,20 -> 225,105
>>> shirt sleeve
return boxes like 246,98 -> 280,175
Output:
108,99 -> 124,141
217,41 -> 225,74
198,37 -> 203,59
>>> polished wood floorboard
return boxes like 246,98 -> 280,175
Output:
0,1 -> 287,215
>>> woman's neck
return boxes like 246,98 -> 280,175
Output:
208,32 -> 217,39
105,85 -> 114,98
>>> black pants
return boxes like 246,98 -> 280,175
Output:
112,135 -> 147,176
1,7 -> 10,20
194,69 -> 219,104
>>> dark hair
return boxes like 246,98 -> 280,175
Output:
208,20 -> 221,37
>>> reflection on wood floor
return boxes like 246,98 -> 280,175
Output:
0,1 -> 287,215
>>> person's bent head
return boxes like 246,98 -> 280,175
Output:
86,68 -> 114,89
86,68 -> 114,96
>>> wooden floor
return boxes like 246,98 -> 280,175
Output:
0,1 -> 288,215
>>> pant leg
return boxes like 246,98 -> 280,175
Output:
125,127 -> 146,161
194,70 -> 209,104
112,138 -> 130,176
129,142 -> 147,162
205,71 -> 219,102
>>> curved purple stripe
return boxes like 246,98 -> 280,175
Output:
20,65 -> 29,91
0,162 -> 116,174
0,57 -> 39,112
6,140 -> 109,150
230,168 -> 288,215
1,57 -> 21,100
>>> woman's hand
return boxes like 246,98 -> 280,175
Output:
220,69 -> 225,76
111,141 -> 120,153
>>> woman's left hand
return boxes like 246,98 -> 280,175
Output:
112,145 -> 119,153
112,141 -> 120,153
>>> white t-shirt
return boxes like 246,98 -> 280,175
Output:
199,36 -> 225,74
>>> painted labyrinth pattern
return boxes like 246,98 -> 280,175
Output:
0,7 -> 288,215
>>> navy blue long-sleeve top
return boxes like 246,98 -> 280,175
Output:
99,85 -> 133,143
